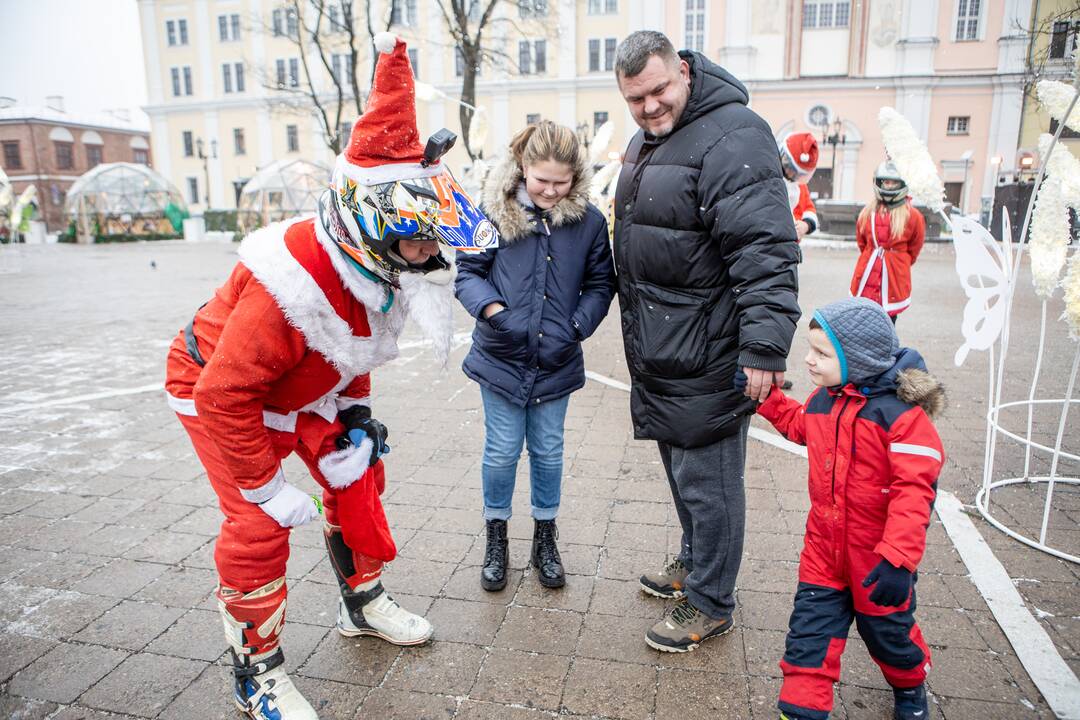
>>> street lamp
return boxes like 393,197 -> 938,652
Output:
196,137 -> 217,208
821,117 -> 845,199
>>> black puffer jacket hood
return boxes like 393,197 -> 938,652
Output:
613,51 -> 801,448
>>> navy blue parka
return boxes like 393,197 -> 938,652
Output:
455,157 -> 616,407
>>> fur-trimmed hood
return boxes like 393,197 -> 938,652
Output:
862,348 -> 947,419
896,368 -> 947,419
479,154 -> 593,243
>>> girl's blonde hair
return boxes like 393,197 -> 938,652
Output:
508,120 -> 582,176
857,198 -> 910,241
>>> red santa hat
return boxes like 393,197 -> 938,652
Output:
782,132 -> 819,172
335,33 -> 443,186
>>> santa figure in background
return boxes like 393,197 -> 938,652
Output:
164,33 -> 497,720
778,131 -> 820,242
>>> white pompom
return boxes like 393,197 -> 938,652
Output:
799,152 -> 810,162
374,32 -> 398,54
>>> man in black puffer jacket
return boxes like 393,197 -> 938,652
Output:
613,31 -> 801,653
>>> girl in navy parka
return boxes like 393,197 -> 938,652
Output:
455,121 -> 615,592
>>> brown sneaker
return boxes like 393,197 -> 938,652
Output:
639,558 -> 689,599
645,598 -> 734,653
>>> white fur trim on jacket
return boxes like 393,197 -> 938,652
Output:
237,218 -> 405,377
318,438 -> 375,489
239,467 -> 287,504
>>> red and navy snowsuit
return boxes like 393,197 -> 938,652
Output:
757,349 -> 945,719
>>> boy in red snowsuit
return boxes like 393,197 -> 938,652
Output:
738,297 -> 945,720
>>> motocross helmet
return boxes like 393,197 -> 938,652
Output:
873,160 -> 908,208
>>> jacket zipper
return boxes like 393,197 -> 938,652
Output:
831,396 -> 850,504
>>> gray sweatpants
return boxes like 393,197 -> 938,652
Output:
658,416 -> 749,621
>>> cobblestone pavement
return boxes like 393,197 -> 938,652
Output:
0,239 -> 1077,719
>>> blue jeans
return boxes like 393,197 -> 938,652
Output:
480,387 -> 570,521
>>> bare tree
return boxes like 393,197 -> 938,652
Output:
256,0 -> 385,154
433,0 -> 549,161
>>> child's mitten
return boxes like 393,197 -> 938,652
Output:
862,558 -> 913,607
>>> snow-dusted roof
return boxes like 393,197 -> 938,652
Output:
0,105 -> 149,134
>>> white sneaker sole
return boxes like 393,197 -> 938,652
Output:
644,621 -> 734,653
639,581 -> 685,600
336,623 -> 433,646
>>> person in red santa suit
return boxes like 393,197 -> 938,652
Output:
778,131 -> 820,242
164,33 -> 498,720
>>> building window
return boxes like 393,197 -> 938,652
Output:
187,177 -> 199,204
1049,21 -> 1079,60
286,7 -> 299,39
519,40 -> 545,75
802,1 -> 850,29
604,38 -> 617,71
278,59 -> 300,88
234,63 -> 245,92
588,38 -> 600,72
234,128 -> 246,155
183,130 -> 194,157
55,142 -> 74,170
594,111 -> 609,130
134,148 -> 149,165
588,0 -> 618,13
407,48 -> 419,78
947,116 -> 970,135
170,67 -> 181,96
685,0 -> 705,51
179,18 -> 188,44
2,141 -> 21,170
286,124 -> 299,152
86,145 -> 103,168
183,66 -> 193,95
223,63 -> 233,93
332,53 -> 355,86
390,0 -> 417,27
519,0 -> 548,18
327,4 -> 343,30
166,19 -> 177,46
272,8 -> 283,35
526,113 -> 541,125
166,18 -> 189,45
219,13 -> 241,41
955,0 -> 980,41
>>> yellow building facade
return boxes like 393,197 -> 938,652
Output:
139,0 -> 1030,216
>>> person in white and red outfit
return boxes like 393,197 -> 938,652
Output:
778,131 -> 819,242
165,33 -> 498,720
849,161 -> 926,324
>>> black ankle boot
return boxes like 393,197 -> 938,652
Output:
481,519 -> 508,591
531,519 -> 565,588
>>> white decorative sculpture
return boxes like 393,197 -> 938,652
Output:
879,95 -> 1080,563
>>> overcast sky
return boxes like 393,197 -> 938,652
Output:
0,0 -> 149,127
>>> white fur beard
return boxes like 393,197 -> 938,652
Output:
398,268 -> 456,367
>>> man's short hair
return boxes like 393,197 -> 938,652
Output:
615,31 -> 678,79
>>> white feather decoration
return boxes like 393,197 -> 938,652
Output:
1037,80 -> 1080,135
1031,133 -> 1080,301
588,121 -> 615,166
1063,251 -> 1080,340
877,107 -> 946,213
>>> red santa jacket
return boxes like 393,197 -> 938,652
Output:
787,181 -> 818,238
756,349 -> 945,577
165,217 -> 406,502
850,202 -> 926,316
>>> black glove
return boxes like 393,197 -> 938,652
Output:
862,558 -> 913,607
733,369 -> 748,395
487,307 -> 510,331
336,406 -> 389,466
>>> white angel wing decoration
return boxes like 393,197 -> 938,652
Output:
952,214 -> 1011,366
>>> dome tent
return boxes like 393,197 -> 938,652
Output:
237,158 -> 331,232
65,162 -> 187,241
